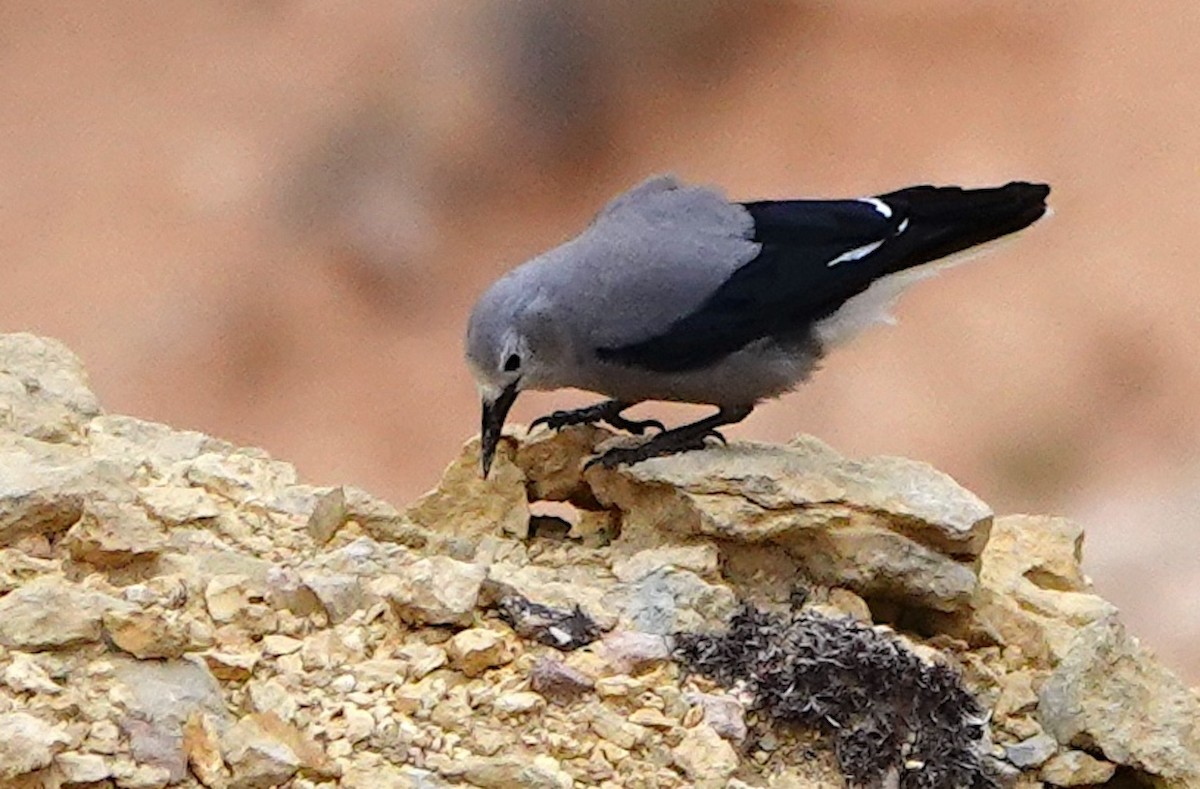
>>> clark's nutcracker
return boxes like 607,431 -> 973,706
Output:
466,175 -> 1050,475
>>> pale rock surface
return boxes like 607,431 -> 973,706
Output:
55,750 -> 113,783
374,556 -> 486,626
1039,749 -> 1118,786
405,436 -> 528,539
138,484 -> 222,526
1005,731 -> 1059,769
0,574 -> 129,649
446,627 -> 513,677
0,332 -> 1194,789
114,657 -> 229,781
1038,616 -> 1200,782
104,607 -> 196,659
182,711 -> 228,788
3,651 -> 62,694
0,711 -> 71,780
673,722 -> 740,787
970,515 -> 1118,663
62,500 -> 167,567
587,435 -> 991,612
0,333 -> 101,442
0,438 -> 91,547
222,711 -> 338,787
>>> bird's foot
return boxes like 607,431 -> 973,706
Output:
529,400 -> 663,436
529,402 -> 613,434
601,411 -> 666,436
585,426 -> 726,470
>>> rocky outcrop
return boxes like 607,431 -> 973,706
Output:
0,331 -> 1196,789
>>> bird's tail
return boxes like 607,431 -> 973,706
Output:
879,181 -> 1051,272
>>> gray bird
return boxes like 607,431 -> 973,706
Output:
466,175 -> 1050,476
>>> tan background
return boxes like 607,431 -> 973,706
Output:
3,2 -> 1198,681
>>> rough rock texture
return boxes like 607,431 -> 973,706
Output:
0,331 -> 1195,789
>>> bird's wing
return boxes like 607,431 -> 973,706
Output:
593,196 -> 903,371
595,182 -> 1048,373
543,176 -> 762,349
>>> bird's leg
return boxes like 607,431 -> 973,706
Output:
586,405 -> 753,469
529,399 -> 665,435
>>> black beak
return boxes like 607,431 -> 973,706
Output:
480,381 -> 520,477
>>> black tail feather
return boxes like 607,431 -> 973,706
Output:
878,181 -> 1050,271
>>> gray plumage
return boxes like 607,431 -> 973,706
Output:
466,174 -> 1050,475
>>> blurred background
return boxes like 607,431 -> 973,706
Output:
2,2 -> 1198,681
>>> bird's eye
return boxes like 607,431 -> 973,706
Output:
503,353 -> 521,372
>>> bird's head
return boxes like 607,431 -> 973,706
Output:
465,275 -> 565,477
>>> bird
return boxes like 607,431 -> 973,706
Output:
465,175 -> 1050,476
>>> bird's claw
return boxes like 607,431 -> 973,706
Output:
585,429 -> 716,470
528,410 -> 580,435
529,401 -> 664,436
605,414 -> 666,436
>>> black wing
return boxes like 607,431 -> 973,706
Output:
595,182 -> 1049,373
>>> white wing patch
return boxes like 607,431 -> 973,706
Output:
827,239 -> 885,267
858,197 -> 893,218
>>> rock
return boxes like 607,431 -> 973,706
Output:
1005,732 -> 1059,769
0,548 -> 59,595
0,711 -> 71,780
183,712 -> 228,788
493,691 -> 545,716
612,543 -> 721,583
104,607 -> 193,659
261,634 -> 303,656
617,564 -> 738,633
529,657 -> 594,703
673,723 -> 740,787
595,675 -> 643,697
0,439 -> 89,547
301,485 -> 419,545
597,631 -> 673,674
203,650 -> 260,681
993,668 -> 1039,720
457,753 -> 573,789
513,425 -> 609,502
1037,616 -> 1200,782
205,574 -> 266,624
111,760 -> 173,789
113,656 -> 229,782
970,516 -> 1117,663
406,435 -> 529,540
587,704 -> 648,749
0,574 -> 128,650
138,484 -> 221,525
342,706 -> 375,744
446,628 -> 513,677
397,642 -> 447,679
306,485 -> 348,544
685,691 -> 748,743
587,436 -> 991,612
222,712 -> 337,788
62,500 -> 167,567
246,679 -> 299,722
1039,750 -> 1117,786
185,450 -> 298,507
0,333 -> 101,442
3,332 -> 1198,789
299,571 -> 366,624
3,651 -> 62,694
55,751 -> 113,783
372,556 -> 486,626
